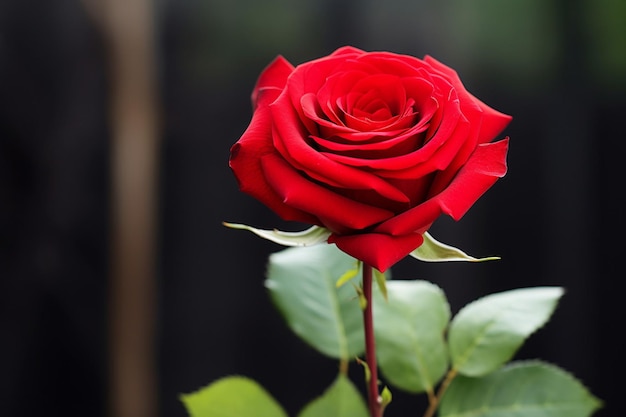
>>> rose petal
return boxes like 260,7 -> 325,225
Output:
473,100 -> 512,144
423,55 -> 512,142
427,100 -> 482,194
386,175 -> 433,207
301,93 -> 355,135
317,70 -> 370,125
321,90 -> 463,172
305,74 -> 436,141
375,197 -> 441,237
330,46 -> 365,57
358,53 -> 431,78
251,56 -> 294,108
347,74 -> 405,115
329,232 -> 425,272
365,112 -> 471,179
314,105 -> 423,142
437,138 -> 509,219
287,53 -> 363,134
311,123 -> 424,159
271,92 -> 410,204
376,138 -> 509,235
260,154 -> 395,231
229,105 -> 319,224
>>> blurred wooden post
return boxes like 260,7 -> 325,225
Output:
99,0 -> 160,416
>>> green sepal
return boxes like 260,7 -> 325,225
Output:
223,222 -> 331,246
410,232 -> 500,262
297,374 -> 369,417
439,361 -> 602,417
449,287 -> 564,376
180,376 -> 287,417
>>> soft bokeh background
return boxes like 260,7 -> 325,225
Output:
1,0 -> 624,416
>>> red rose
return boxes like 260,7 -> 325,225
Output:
230,46 -> 511,272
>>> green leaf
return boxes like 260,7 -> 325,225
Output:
410,232 -> 500,262
374,280 -> 451,393
266,244 -> 364,360
439,361 -> 602,417
223,222 -> 331,246
180,376 -> 288,417
297,374 -> 369,417
449,287 -> 564,376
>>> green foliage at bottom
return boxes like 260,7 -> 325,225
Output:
180,376 -> 288,417
297,374 -> 368,417
439,361 -> 602,417
180,374 -> 368,417
182,245 -> 602,417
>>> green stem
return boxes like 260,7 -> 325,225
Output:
363,264 -> 382,417
339,358 -> 349,375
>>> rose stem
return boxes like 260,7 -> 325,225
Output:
362,263 -> 382,417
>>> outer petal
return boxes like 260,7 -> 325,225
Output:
330,45 -> 366,56
377,138 -> 509,235
329,232 -> 424,272
229,104 -> 318,224
438,138 -> 509,219
423,55 -> 512,142
251,56 -> 294,108
261,154 -> 395,231
473,99 -> 513,144
426,92 -> 482,194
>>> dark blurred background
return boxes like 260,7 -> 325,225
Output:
1,0 -> 624,416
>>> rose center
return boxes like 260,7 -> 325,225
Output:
352,98 -> 395,122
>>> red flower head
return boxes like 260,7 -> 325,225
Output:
230,47 -> 510,272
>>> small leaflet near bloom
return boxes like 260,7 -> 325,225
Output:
353,283 -> 368,311
374,269 -> 388,301
410,232 -> 500,263
336,261 -> 361,288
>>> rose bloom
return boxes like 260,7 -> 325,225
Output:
230,46 -> 511,272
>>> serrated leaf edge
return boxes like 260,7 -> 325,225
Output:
450,287 -> 564,376
441,360 -> 603,417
